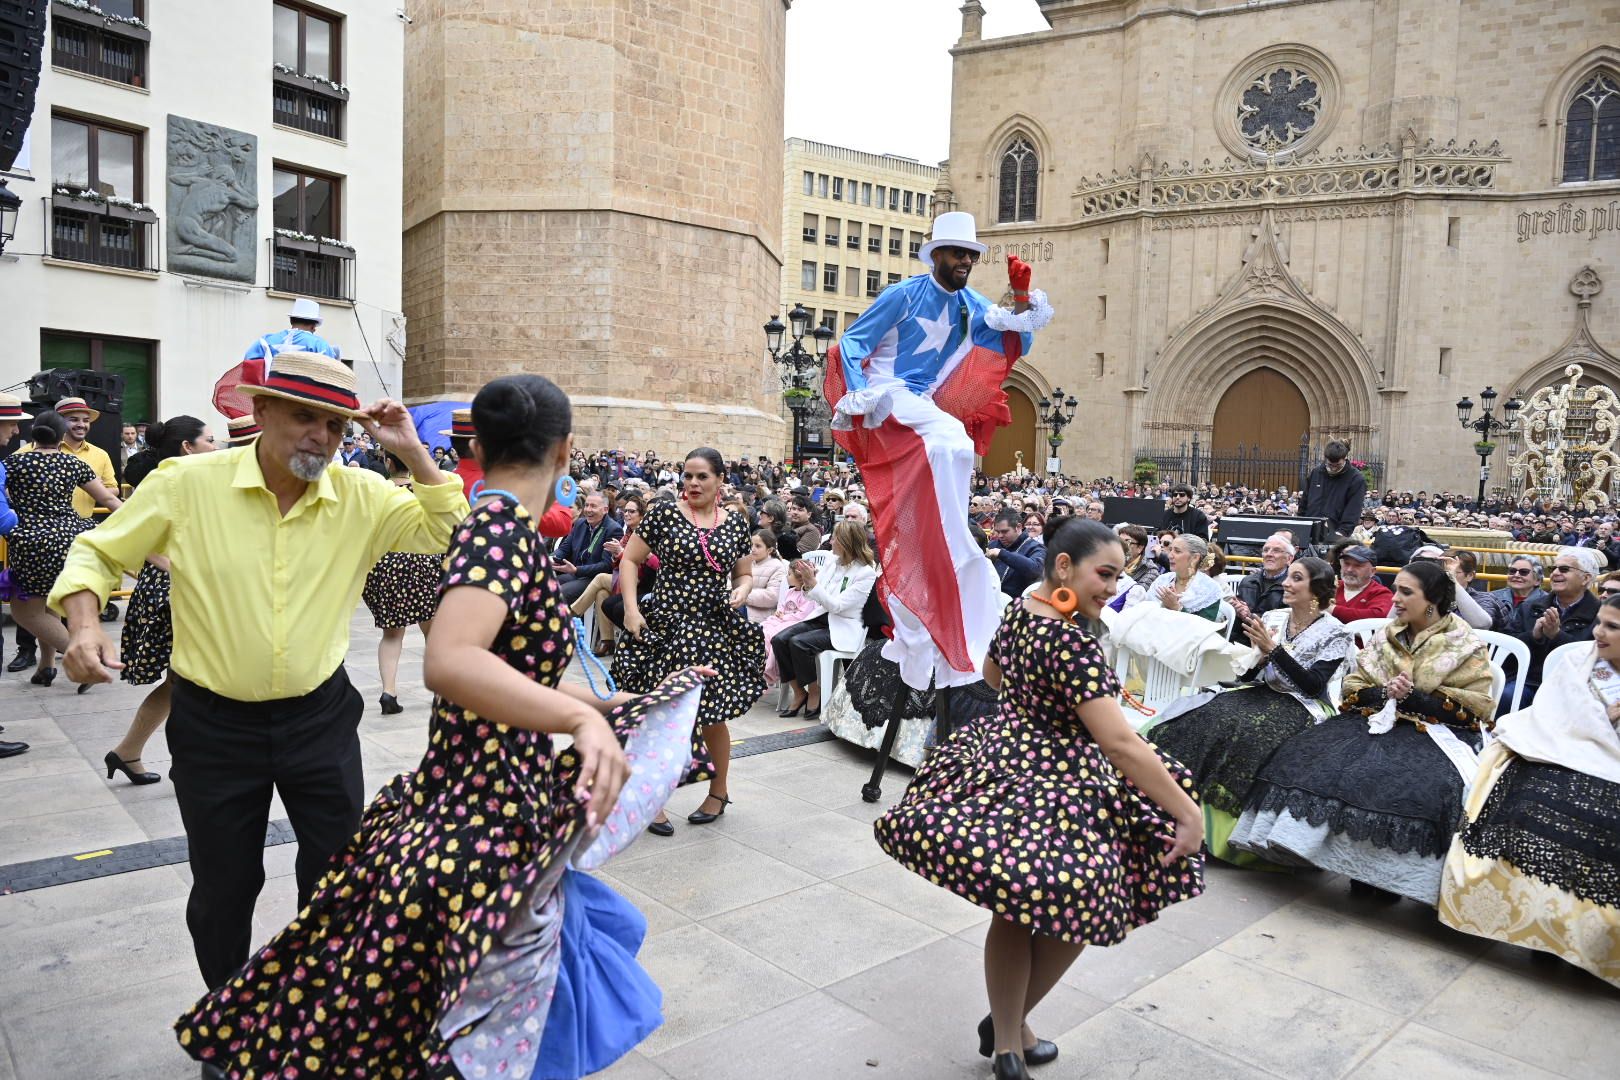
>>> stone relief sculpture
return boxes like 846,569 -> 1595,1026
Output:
166,115 -> 258,282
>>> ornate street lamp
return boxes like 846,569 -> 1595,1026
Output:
1456,384 -> 1523,507
1038,388 -> 1079,473
763,305 -> 832,463
0,181 -> 20,257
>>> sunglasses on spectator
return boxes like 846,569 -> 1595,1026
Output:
1507,567 -> 1534,575
1603,585 -> 1620,597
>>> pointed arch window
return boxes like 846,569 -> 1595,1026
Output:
997,137 -> 1038,223
1563,72 -> 1620,182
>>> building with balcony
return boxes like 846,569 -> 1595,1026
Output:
1,0 -> 403,428
941,0 -> 1620,489
778,138 -> 939,456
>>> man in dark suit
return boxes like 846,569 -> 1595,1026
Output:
987,509 -> 1046,599
1508,549 -> 1602,707
552,491 -> 624,604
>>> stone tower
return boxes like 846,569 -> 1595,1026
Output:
402,0 -> 788,457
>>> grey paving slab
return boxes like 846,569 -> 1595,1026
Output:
1216,901 -> 1476,1016
2,804 -> 149,865
592,870 -> 693,939
609,834 -> 817,920
1056,923 -> 1209,1004
598,1050 -> 673,1078
0,895 -> 194,1019
0,769 -> 121,821
729,809 -> 891,879
704,881 -> 942,988
632,922 -> 812,1056
650,990 -> 965,1080
1148,860 -> 1317,946
748,755 -> 888,809
1044,1007 -> 1277,1080
3,968 -> 200,1080
833,858 -> 991,935
1346,1022 -> 1566,1080
1120,949 -> 1403,1080
1416,955 -> 1620,1077
0,864 -> 186,940
824,933 -> 1107,1071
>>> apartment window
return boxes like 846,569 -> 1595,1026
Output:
867,234 -> 881,254
844,311 -> 859,332
903,190 -> 913,214
845,266 -> 859,296
818,174 -> 829,197
907,231 -> 922,258
801,260 -> 817,290
887,272 -> 901,285
846,221 -> 861,250
832,177 -> 843,201
888,227 -> 902,257
823,264 -> 838,292
861,182 -> 872,206
824,216 -> 840,246
822,310 -> 838,329
801,212 -> 818,244
49,115 -> 156,271
865,268 -> 881,297
41,330 -> 157,427
51,0 -> 148,88
802,171 -> 814,196
273,164 -> 354,300
273,3 -> 347,139
918,194 -> 929,216
889,188 -> 899,211
875,185 -> 885,210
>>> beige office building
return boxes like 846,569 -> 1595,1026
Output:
941,0 -> 1620,493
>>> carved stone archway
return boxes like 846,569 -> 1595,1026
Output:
1142,209 -> 1380,452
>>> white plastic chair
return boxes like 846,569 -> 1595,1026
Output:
1474,628 -> 1531,717
1217,600 -> 1236,640
1344,617 -> 1390,649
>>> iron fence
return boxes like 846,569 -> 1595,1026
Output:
273,82 -> 344,140
1135,434 -> 1385,494
52,20 -> 145,87
49,204 -> 157,272
272,242 -> 355,302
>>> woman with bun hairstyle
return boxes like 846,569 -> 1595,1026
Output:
1232,559 -> 1495,904
360,450 -> 444,716
102,416 -> 217,784
176,374 -> 704,1078
3,410 -> 121,688
613,445 -> 765,834
875,518 -> 1205,1080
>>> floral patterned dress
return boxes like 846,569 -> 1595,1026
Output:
120,562 -> 173,685
362,552 -> 444,629
3,449 -> 96,598
874,605 -> 1205,944
174,497 -> 668,1077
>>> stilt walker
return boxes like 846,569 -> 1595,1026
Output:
823,212 -> 1052,796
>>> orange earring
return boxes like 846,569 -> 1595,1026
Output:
1033,587 -> 1079,619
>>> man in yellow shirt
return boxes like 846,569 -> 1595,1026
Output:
54,352 -> 468,1001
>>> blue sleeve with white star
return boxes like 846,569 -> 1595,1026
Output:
836,282 -> 910,393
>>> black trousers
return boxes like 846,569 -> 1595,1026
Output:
168,668 -> 365,989
771,616 -> 832,688
602,592 -> 626,629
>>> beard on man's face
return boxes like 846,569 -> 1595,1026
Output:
289,451 -> 328,481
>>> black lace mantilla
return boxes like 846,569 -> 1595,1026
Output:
1247,782 -> 1459,858
1461,759 -> 1620,908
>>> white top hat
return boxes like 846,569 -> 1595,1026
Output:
289,297 -> 324,324
917,211 -> 987,269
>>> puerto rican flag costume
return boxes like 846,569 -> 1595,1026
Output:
825,215 -> 1053,690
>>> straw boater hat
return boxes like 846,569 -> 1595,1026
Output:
54,395 -> 100,422
0,393 -> 30,422
438,407 -> 474,439
226,416 -> 262,446
239,350 -> 365,418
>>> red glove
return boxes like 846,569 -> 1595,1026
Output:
538,501 -> 575,539
1007,255 -> 1033,295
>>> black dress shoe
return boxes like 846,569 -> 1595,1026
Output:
380,692 -> 404,715
647,818 -> 676,837
29,667 -> 55,687
100,602 -> 120,623
0,741 -> 29,758
992,1052 -> 1031,1080
7,649 -> 37,673
105,751 -> 161,785
777,700 -> 805,718
978,1015 -> 1059,1066
687,794 -> 731,825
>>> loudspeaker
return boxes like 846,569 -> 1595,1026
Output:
1101,497 -> 1168,529
0,1 -> 45,175
1216,514 -> 1329,557
27,367 -> 126,482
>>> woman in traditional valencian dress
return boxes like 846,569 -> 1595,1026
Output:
1147,557 -> 1352,866
875,518 -> 1205,1080
175,375 -> 699,1079
1232,559 -> 1495,904
1439,595 -> 1620,987
613,447 -> 765,834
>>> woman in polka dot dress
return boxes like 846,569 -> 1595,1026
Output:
874,518 -> 1205,1080
174,375 -> 680,1079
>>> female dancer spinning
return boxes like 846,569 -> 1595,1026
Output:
875,518 -> 1204,1079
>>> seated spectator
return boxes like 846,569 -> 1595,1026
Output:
760,560 -> 819,688
820,489 -> 847,532
1600,571 -> 1620,601
552,491 -> 625,604
1231,533 -> 1295,645
1327,544 -> 1392,622
1117,524 -> 1160,589
1508,546 -> 1603,707
568,492 -> 657,652
1434,547 -> 1493,630
771,521 -> 879,720
1149,532 -> 1223,621
785,493 -> 822,555
1203,543 -> 1228,580
744,529 -> 787,624
1478,555 -> 1548,631
988,508 -> 1046,599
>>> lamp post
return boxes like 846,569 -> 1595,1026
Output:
0,181 -> 20,257
1456,385 -> 1523,508
763,303 -> 832,464
1037,388 -> 1079,474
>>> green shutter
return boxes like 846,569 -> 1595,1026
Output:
101,339 -> 152,425
40,334 -> 92,371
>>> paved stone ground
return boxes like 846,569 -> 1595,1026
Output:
1,613 -> 1617,1079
